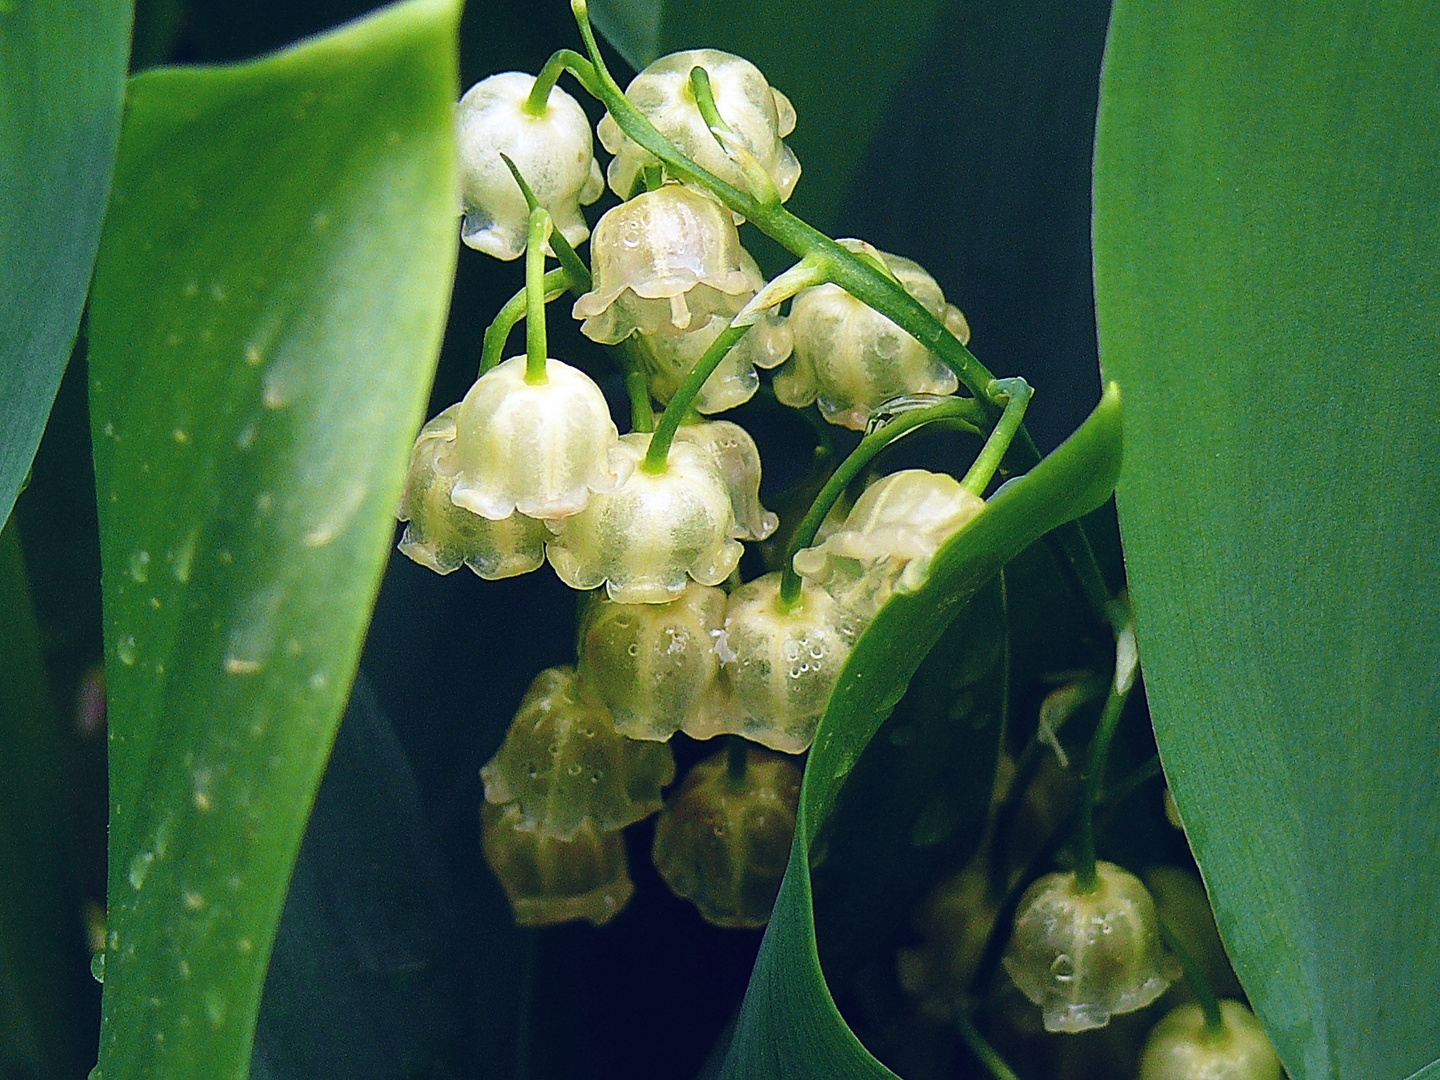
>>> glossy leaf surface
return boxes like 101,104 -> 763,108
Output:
86,1 -> 461,1076
0,0 -> 132,530
589,0 -> 946,230
1093,4 -> 1440,1078
716,385 -> 1122,1078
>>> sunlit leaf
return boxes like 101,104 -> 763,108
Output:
1094,3 -> 1440,1078
0,0 -> 131,531
86,1 -> 461,1076
716,384 -> 1122,1078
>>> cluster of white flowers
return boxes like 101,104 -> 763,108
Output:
404,44 -> 986,929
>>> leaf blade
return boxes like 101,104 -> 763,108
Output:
87,2 -> 462,1077
1093,4 -> 1440,1078
717,385 -> 1123,1078
0,0 -> 132,531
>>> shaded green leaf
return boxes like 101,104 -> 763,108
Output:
716,384 -> 1122,1078
0,521 -> 90,1079
0,0 -> 132,532
1093,4 -> 1440,1078
589,0 -> 946,231
86,1 -> 461,1076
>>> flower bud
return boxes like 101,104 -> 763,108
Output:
480,666 -> 675,839
793,469 -> 984,620
572,186 -> 753,343
774,242 -> 964,430
456,72 -> 605,260
577,582 -> 734,741
546,433 -> 743,603
597,49 -> 800,205
1001,861 -> 1172,1033
448,355 -> 626,521
673,420 -> 778,542
651,744 -> 801,928
719,572 -> 861,753
396,405 -> 548,579
1139,1001 -> 1282,1080
635,252 -> 792,414
481,803 -> 633,926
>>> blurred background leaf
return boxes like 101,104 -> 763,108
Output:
1094,2 -> 1440,1078
85,1 -> 461,1077
0,0 -> 132,532
0,522 -> 92,1080
589,0 -> 949,233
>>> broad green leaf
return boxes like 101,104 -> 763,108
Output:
0,521 -> 90,1079
86,1 -> 461,1076
1093,4 -> 1440,1078
589,0 -> 946,231
717,384 -> 1122,1078
0,0 -> 132,532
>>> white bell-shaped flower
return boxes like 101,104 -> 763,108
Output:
774,243 -> 966,429
456,72 -> 604,260
1139,1001 -> 1282,1080
571,185 -> 753,343
396,405 -> 548,579
546,433 -> 743,603
1001,861 -> 1172,1033
673,420 -> 778,542
635,251 -> 792,413
480,666 -> 675,840
719,572 -> 861,753
651,745 -> 801,928
481,802 -> 634,927
448,355 -> 626,521
794,469 -> 985,620
597,49 -> 800,205
577,582 -> 735,741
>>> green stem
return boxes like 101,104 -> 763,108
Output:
570,0 -> 1116,625
955,1007 -> 1022,1080
689,65 -> 730,142
1072,614 -> 1138,893
525,208 -> 552,384
960,378 -> 1032,496
777,396 -> 987,608
499,154 -> 593,290
480,268 -> 570,375
1158,922 -> 1226,1034
641,323 -> 750,473
617,338 -> 655,432
524,48 -> 600,114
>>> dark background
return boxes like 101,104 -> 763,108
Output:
17,0 -> 1116,1076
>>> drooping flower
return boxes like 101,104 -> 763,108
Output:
651,744 -> 801,928
545,433 -> 743,604
718,572 -> 862,753
793,468 -> 985,620
774,242 -> 968,429
481,802 -> 633,926
571,185 -> 753,343
447,355 -> 626,521
1138,1001 -> 1282,1080
577,582 -> 735,741
480,666 -> 675,839
1002,860 -> 1173,1033
634,252 -> 792,413
674,419 -> 778,542
456,72 -> 604,259
395,405 -> 548,579
597,49 -> 800,205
